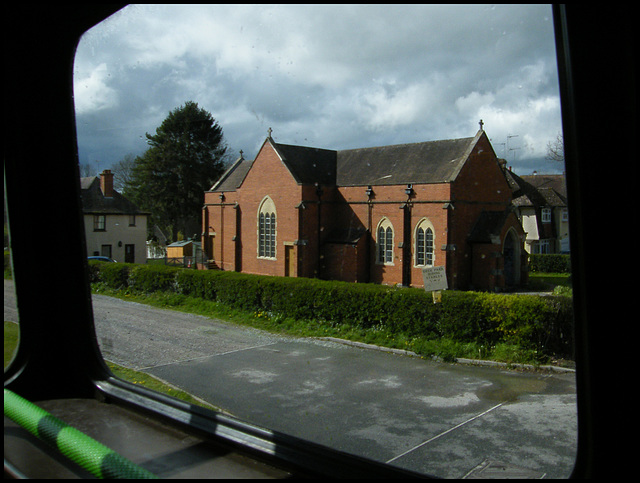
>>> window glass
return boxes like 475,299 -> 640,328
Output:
258,196 -> 277,258
75,5 -> 576,478
94,214 -> 106,231
415,218 -> 435,267
376,218 -> 394,264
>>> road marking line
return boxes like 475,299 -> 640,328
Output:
386,402 -> 505,464
137,342 -> 279,371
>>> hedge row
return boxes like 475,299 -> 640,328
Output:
529,254 -> 571,273
89,262 -> 574,358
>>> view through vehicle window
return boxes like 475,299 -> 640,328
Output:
71,4 -> 577,478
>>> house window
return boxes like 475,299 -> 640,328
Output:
129,214 -> 136,226
100,244 -> 112,258
258,196 -> 277,259
93,215 -> 106,231
415,219 -> 435,267
376,218 -> 394,264
535,239 -> 551,254
541,208 -> 552,223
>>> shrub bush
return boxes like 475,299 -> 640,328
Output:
129,264 -> 179,293
89,261 -> 130,289
529,254 -> 571,273
89,264 -> 574,359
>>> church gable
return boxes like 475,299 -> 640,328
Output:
241,138 -> 302,193
451,131 -> 511,203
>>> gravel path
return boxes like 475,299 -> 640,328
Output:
90,293 -> 290,371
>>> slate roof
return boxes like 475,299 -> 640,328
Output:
209,132 -> 482,192
273,142 -> 337,186
520,174 -> 567,198
506,171 -> 567,208
80,177 -> 147,214
336,136 -> 476,187
210,156 -> 254,191
210,143 -> 337,191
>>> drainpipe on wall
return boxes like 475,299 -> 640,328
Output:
219,193 -> 225,270
443,201 -> 455,290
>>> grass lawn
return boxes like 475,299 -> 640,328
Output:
4,321 -> 19,368
528,272 -> 571,290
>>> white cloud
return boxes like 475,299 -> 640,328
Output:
455,91 -> 496,116
73,4 -> 562,171
356,80 -> 436,132
73,63 -> 118,114
452,58 -> 561,160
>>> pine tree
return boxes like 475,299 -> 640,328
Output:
127,101 -> 228,241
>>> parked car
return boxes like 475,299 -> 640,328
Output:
87,256 -> 117,263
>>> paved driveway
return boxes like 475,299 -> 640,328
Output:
4,282 -> 578,478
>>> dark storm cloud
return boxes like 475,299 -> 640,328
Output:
74,4 -> 563,175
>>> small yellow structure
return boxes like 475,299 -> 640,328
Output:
166,240 -> 193,258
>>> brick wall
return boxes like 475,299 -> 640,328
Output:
203,134 -> 526,291
335,184 -> 452,287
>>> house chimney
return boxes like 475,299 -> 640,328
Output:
100,169 -> 114,197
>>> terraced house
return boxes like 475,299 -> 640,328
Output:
202,126 -> 527,291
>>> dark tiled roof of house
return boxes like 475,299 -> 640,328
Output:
210,156 -> 254,191
80,177 -> 147,214
506,171 -> 567,208
537,187 -> 567,207
520,174 -> 567,198
336,136 -> 476,187
273,142 -> 338,186
209,132 -> 482,191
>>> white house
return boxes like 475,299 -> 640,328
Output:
506,170 -> 569,254
81,170 -> 149,263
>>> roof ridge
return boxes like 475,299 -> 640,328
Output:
337,136 -> 475,154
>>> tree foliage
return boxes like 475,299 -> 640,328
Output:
126,101 -> 228,241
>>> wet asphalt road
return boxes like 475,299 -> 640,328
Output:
4,281 -> 578,478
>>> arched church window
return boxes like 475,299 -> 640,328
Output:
258,197 -> 277,259
376,218 -> 394,264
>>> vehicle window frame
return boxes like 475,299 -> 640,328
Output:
5,4 -> 629,478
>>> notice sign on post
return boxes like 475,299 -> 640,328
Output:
422,266 -> 448,303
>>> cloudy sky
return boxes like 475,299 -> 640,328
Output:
74,4 -> 564,176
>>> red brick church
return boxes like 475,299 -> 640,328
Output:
202,125 -> 527,291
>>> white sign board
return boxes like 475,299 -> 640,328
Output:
422,266 -> 448,292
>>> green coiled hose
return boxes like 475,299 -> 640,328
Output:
4,389 -> 157,479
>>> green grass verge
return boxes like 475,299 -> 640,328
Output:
4,321 -> 19,368
91,284 -> 563,367
528,272 -> 571,292
3,320 -> 222,412
104,360 -> 221,411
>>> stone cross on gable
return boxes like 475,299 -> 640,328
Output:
479,119 -> 484,130
267,127 -> 273,138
